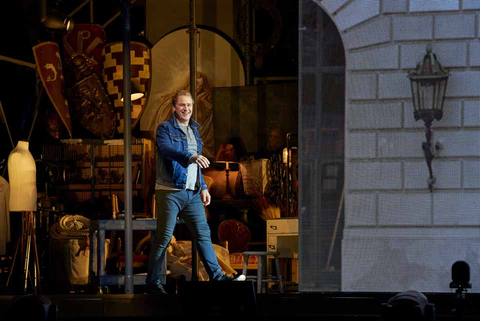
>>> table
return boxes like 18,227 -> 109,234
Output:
88,219 -> 165,287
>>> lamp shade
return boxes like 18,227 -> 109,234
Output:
408,46 -> 449,124
121,82 -> 145,102
214,144 -> 237,162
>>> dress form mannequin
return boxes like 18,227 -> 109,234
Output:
6,140 -> 40,293
8,140 -> 37,212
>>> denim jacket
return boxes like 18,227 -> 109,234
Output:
155,115 -> 208,191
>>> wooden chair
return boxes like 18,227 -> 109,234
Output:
242,251 -> 283,294
217,219 -> 258,271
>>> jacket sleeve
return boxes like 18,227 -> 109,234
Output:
156,123 -> 192,168
199,170 -> 208,191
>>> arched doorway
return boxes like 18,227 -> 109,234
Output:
299,0 -> 345,292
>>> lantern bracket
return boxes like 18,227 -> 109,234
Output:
407,45 -> 449,192
422,120 -> 443,192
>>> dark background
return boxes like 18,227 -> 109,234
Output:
0,0 -> 147,162
0,0 -> 298,163
0,0 -> 299,292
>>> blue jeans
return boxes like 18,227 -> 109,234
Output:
145,189 -> 223,286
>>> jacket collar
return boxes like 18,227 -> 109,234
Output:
170,114 -> 200,129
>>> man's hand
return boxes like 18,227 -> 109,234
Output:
190,155 -> 210,168
200,189 -> 211,206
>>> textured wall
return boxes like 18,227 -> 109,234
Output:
300,0 -> 480,292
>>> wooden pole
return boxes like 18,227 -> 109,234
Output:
325,187 -> 345,271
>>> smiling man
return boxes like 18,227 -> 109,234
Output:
145,90 -> 244,295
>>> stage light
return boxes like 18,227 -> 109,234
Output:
450,261 -> 471,319
39,0 -> 74,33
450,260 -> 471,291
382,290 -> 435,321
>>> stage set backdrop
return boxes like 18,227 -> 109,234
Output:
140,28 -> 245,159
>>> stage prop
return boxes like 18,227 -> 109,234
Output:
33,42 -> 73,138
140,28 -> 245,157
102,41 -> 151,135
212,83 -> 298,155
66,73 -> 116,138
6,141 -> 40,294
62,24 -> 116,138
62,24 -> 107,83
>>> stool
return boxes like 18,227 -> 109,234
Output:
242,251 -> 283,294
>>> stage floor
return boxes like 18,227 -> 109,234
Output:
0,282 -> 479,320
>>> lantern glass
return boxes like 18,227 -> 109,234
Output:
408,46 -> 449,123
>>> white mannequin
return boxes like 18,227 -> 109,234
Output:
8,140 -> 37,211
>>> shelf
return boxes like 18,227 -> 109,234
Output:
43,138 -> 149,213
60,184 -> 143,190
60,138 -> 144,146
74,161 -> 141,167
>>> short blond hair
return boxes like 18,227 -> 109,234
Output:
172,90 -> 194,106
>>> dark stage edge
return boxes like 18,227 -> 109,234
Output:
0,283 -> 479,319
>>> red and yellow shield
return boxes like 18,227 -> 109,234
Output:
33,41 -> 72,138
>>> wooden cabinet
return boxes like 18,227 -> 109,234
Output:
266,218 -> 298,258
267,218 -> 298,286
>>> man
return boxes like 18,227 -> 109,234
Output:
145,90 -> 244,295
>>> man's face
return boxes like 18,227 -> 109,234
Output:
173,95 -> 193,125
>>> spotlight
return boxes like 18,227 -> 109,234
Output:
38,0 -> 74,33
382,290 -> 435,321
450,261 -> 471,319
450,260 -> 471,291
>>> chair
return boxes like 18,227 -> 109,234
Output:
242,251 -> 283,294
217,219 -> 258,271
116,232 -> 152,274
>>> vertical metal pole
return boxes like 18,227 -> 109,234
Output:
89,0 -> 94,23
286,133 -> 291,217
245,0 -> 252,85
120,0 -> 134,294
189,0 -> 199,282
189,0 -> 197,119
90,145 -> 95,203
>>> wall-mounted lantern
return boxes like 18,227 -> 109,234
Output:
407,45 -> 449,192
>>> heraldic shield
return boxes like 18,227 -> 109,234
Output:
102,41 -> 151,134
67,73 -> 116,138
33,41 -> 73,138
62,23 -> 106,85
